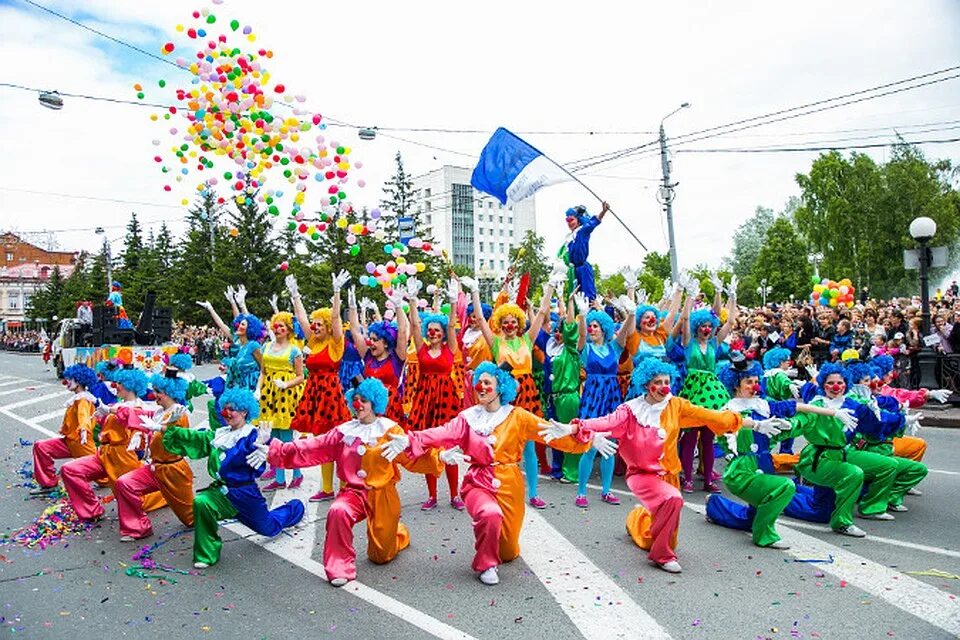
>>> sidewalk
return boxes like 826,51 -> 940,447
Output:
920,402 -> 960,428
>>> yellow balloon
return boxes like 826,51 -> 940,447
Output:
336,218 -> 348,229
415,262 -> 425,272
397,257 -> 407,265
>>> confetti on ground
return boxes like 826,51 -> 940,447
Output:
0,499 -> 95,549
905,569 -> 960,580
793,555 -> 834,564
124,531 -> 194,582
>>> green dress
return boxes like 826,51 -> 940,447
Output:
679,339 -> 729,409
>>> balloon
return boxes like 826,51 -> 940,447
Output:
230,19 -> 239,31
359,275 -> 369,286
349,245 -> 360,256
810,275 -> 820,285
839,285 -> 849,295
846,301 -> 854,308
365,262 -> 376,274
346,234 -> 357,245
828,298 -> 838,307
811,290 -> 820,299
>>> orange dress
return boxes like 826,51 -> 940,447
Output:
291,337 -> 350,435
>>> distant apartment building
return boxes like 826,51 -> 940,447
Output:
0,232 -> 77,328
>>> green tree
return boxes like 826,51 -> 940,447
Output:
27,264 -> 65,323
752,217 -> 812,303
171,191 -> 225,324
724,206 -> 775,280
508,229 -> 550,298
380,151 -> 420,241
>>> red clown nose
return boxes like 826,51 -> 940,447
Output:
352,397 -> 365,411
751,383 -> 762,394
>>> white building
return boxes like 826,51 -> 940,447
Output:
411,166 -> 536,281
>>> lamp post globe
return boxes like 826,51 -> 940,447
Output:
909,217 -> 937,242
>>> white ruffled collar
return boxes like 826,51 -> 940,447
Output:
624,395 -> 670,427
812,395 -> 846,410
463,327 -> 484,348
763,368 -> 783,379
462,405 -> 514,436
155,403 -> 187,425
211,423 -> 255,450
64,391 -> 98,407
725,396 -> 770,418
337,417 -> 397,445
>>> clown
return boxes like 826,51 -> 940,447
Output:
61,368 -> 166,521
348,286 -> 409,424
258,311 -> 306,491
163,388 -> 305,569
574,294 -> 636,508
31,364 -> 99,492
287,272 -> 352,502
677,286 -> 738,493
382,362 -> 603,585
466,276 -> 559,509
165,353 -> 209,413
761,347 -> 802,465
91,360 -> 119,406
461,300 -> 493,407
114,373 -> 195,541
559,202 -> 609,301
793,363 -> 901,537
544,358 -> 763,573
260,378 -> 443,586
105,281 -> 133,329
704,355 -> 857,548
406,278 -> 465,511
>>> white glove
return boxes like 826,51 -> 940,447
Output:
506,278 -> 520,302
406,277 -> 423,299
460,276 -> 477,292
617,294 -> 636,316
139,415 -> 165,432
753,417 -> 790,437
636,289 -> 649,307
268,293 -> 279,314
538,420 -> 575,443
284,274 -> 300,298
905,412 -> 923,427
380,432 -> 410,462
928,388 -> 952,403
805,364 -> 819,380
724,432 -> 739,455
709,273 -> 723,292
686,278 -> 701,300
548,263 -> 566,288
662,278 -> 672,297
246,443 -> 268,469
439,446 -> 466,466
360,296 -> 377,311
196,300 -> 214,311
592,432 -> 618,459
127,432 -> 143,452
235,284 -> 248,306
783,368 -> 799,379
573,292 -> 589,316
447,278 -> 460,303
94,402 -> 110,419
788,379 -> 803,399
273,378 -> 287,390
835,407 -> 858,434
224,285 -> 236,304
620,267 -> 639,290
385,290 -> 404,310
80,429 -> 89,445
347,286 -> 357,309
332,269 -> 351,291
726,275 -> 739,299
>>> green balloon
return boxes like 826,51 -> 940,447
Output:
206,14 -> 216,24
230,19 -> 240,31
440,304 -> 451,314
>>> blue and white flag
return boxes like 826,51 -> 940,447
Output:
470,128 -> 571,205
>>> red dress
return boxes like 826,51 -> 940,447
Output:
406,344 -> 460,432
364,352 -> 406,427
291,340 -> 350,435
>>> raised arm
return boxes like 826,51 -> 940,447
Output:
234,284 -> 249,316
716,289 -> 738,343
330,269 -> 350,344
224,285 -> 240,318
386,288 -> 409,361
662,286 -> 682,335
680,291 -> 694,345
446,278 -> 459,355
285,275 -> 313,344
347,287 -> 368,358
469,285 -> 496,348
527,282 -> 554,340
196,301 -> 233,338
614,296 -> 636,348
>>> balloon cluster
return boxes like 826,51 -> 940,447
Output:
810,277 -> 856,308
139,1 -> 362,237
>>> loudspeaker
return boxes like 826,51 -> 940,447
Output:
93,305 -> 117,329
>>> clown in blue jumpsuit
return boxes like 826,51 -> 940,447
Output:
559,202 -> 608,301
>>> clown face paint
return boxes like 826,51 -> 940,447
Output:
640,311 -> 658,331
823,375 -> 846,398
475,373 -> 498,406
352,395 -> 374,422
426,324 -> 444,343
500,316 -> 519,336
646,374 -> 672,402
566,216 -> 579,231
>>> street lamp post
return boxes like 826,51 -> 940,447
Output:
909,216 -> 940,389
94,227 -> 112,296
807,252 -> 823,279
757,278 -> 772,306
658,102 -> 691,283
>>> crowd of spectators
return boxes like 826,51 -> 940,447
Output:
0,330 -> 45,352
170,323 -> 227,365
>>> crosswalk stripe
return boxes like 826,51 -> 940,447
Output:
774,516 -> 960,559
0,391 -> 69,411
928,468 -> 959,476
0,408 -> 58,438
684,502 -> 960,636
520,510 -> 673,640
0,385 -> 49,397
0,379 -> 27,388
31,409 -> 66,423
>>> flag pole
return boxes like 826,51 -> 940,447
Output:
546,157 -> 649,252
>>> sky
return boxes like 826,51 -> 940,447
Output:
2,0 -> 960,281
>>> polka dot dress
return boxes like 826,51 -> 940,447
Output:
258,342 -> 303,430
291,344 -> 350,435
407,344 -> 460,432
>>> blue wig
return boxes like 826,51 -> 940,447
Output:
564,205 -> 589,225
150,374 -> 188,404
585,309 -> 615,343
169,353 -> 194,371
367,321 -> 399,350
467,302 -> 493,320
345,378 -> 389,416
94,360 -> 117,380
631,358 -> 679,389
762,347 -> 792,371
718,360 -> 763,396
871,354 -> 895,378
473,361 -> 519,405
64,364 -> 98,390
846,362 -> 876,385
816,362 -> 847,390
232,313 -> 264,341
219,387 -> 260,421
690,308 -> 720,333
634,304 -> 660,329
112,368 -> 149,398
420,312 -> 449,339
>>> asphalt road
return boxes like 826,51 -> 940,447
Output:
1,352 -> 958,639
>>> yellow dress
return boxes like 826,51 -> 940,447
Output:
259,341 -> 304,430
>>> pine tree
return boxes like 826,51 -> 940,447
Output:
27,264 -> 65,323
172,191 -> 223,324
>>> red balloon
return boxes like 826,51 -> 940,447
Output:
274,84 -> 285,93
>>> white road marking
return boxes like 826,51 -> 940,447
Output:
520,509 -> 673,640
0,384 -> 49,397
685,502 -> 960,637
30,409 -> 67,423
0,391 -> 70,411
222,471 -> 479,640
0,379 -> 28,388
0,408 -> 58,438
928,468 -> 960,476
